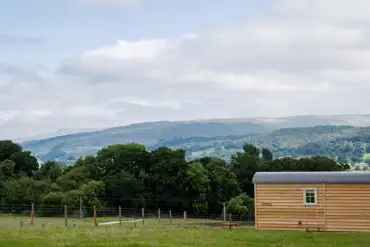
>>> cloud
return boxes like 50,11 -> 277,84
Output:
0,34 -> 42,45
3,0 -> 370,139
68,0 -> 142,7
0,63 -> 45,83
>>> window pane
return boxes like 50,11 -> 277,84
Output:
304,189 -> 316,204
306,195 -> 310,203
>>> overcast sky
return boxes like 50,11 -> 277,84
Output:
1,0 -> 370,139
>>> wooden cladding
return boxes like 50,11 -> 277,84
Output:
254,183 -> 370,232
326,184 -> 370,232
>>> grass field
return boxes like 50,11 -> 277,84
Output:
0,217 -> 370,247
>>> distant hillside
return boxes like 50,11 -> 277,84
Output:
157,125 -> 370,164
20,114 -> 370,165
22,120 -> 268,163
15,128 -> 102,142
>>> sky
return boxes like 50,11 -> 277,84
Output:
1,0 -> 370,140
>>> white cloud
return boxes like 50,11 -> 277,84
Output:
2,0 -> 370,139
105,97 -> 182,110
66,0 -> 141,7
81,39 -> 169,61
0,110 -> 20,123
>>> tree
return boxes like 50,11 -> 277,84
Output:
354,165 -> 362,171
50,183 -> 62,192
364,157 -> 370,165
81,180 -> 105,198
81,180 -> 105,208
40,192 -> 64,216
104,171 -> 144,207
38,161 -> 62,181
0,160 -> 15,179
146,147 -> 188,209
96,143 -> 150,207
231,144 -> 263,196
42,192 -> 63,207
296,156 -> 344,171
200,157 -> 240,213
57,166 -> 89,192
186,162 -> 210,203
77,156 -> 101,181
10,151 -> 39,176
62,190 -> 85,209
0,140 -> 22,161
225,193 -> 253,220
96,143 -> 149,177
1,176 -> 49,205
242,143 -> 260,157
262,148 -> 273,161
261,159 -> 283,172
265,156 -> 346,172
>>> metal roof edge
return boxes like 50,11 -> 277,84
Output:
252,171 -> 370,184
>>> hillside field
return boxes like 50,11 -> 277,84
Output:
22,123 -> 370,167
0,219 -> 369,247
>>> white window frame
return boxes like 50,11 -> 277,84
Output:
303,188 -> 317,206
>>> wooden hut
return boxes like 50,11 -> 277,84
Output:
252,171 -> 370,232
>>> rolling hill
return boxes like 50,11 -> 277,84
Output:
20,114 -> 370,165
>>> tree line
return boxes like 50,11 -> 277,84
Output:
0,140 -> 350,216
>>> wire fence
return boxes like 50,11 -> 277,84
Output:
0,203 -> 255,228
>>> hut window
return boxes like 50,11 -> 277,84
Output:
303,188 -> 317,205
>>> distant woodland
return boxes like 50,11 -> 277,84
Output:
0,140 -> 350,217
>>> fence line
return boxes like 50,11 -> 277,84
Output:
0,203 -> 255,228
0,196 -> 255,221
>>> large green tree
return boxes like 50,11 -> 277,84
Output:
0,140 -> 22,161
195,157 -> 240,213
146,147 -> 188,209
225,193 -> 253,220
230,144 -> 263,197
96,143 -> 150,207
37,161 -> 62,181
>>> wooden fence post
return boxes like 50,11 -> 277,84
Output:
64,205 -> 68,227
158,208 -> 161,223
30,202 -> 35,226
223,203 -> 227,222
184,211 -> 187,224
93,205 -> 98,227
119,206 -> 122,225
141,208 -> 145,225
169,209 -> 172,225
79,197 -> 83,220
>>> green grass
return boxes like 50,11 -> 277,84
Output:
0,217 -> 369,246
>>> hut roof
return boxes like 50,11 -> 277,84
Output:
252,171 -> 370,184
